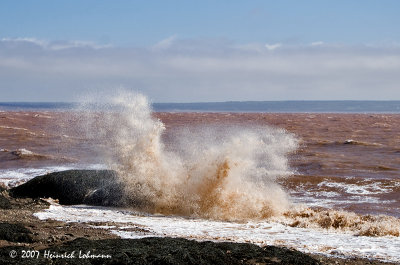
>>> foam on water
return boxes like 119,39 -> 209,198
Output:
34,204 -> 400,263
318,180 -> 399,195
0,125 -> 29,131
279,207 -> 400,237
289,193 -> 395,209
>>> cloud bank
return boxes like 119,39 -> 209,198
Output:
1,37 -> 400,102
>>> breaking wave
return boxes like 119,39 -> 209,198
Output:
280,207 -> 400,237
10,148 -> 48,159
77,92 -> 400,237
79,92 -> 298,221
0,148 -> 75,162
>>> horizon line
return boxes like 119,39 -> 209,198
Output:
1,100 -> 400,104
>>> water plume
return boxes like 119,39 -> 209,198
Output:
79,91 -> 299,221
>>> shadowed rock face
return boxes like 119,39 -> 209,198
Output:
0,195 -> 11,209
10,170 -> 126,206
0,223 -> 33,243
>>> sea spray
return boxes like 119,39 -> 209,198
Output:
77,92 -> 299,220
72,92 -> 400,236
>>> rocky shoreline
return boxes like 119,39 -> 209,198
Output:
0,172 -> 397,265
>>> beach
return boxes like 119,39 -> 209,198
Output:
0,190 -> 397,265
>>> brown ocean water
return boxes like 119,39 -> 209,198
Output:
1,111 -> 399,219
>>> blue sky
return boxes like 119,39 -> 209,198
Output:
2,0 -> 400,46
1,1 -> 400,102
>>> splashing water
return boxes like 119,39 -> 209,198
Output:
74,92 -> 400,238
80,92 -> 298,221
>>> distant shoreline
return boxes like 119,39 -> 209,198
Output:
1,100 -> 400,113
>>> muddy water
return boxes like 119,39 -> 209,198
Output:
1,111 -> 399,218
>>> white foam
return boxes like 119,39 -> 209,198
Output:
288,192 -> 396,213
318,180 -> 397,195
34,205 -> 400,262
0,125 -> 28,131
15,148 -> 34,155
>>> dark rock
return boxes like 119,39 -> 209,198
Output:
0,194 -> 11,209
0,222 -> 33,243
10,170 -> 127,206
0,237 -> 320,265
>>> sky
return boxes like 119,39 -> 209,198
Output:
1,0 -> 400,102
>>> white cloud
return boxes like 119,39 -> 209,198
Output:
0,37 -> 110,50
265,43 -> 281,51
1,37 -> 400,101
49,40 -> 111,50
311,41 -> 324,46
152,35 -> 177,50
1,37 -> 48,47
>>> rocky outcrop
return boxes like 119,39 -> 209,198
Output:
10,170 -> 126,206
0,222 -> 33,243
0,195 -> 11,209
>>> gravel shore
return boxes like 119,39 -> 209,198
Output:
0,186 -> 397,265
